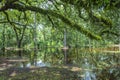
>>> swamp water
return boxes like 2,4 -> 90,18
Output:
0,48 -> 120,80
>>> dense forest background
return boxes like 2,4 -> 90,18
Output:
0,0 -> 120,80
0,0 -> 120,50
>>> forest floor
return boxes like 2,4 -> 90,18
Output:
0,58 -> 82,80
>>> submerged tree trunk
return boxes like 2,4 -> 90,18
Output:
34,49 -> 37,66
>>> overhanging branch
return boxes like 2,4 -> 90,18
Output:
0,3 -> 102,40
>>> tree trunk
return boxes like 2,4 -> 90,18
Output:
17,40 -> 22,57
63,29 -> 68,64
13,25 -> 26,57
2,25 -> 6,56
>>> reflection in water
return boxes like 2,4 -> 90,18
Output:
84,58 -> 91,80
1,48 -> 120,79
20,60 -> 50,68
83,59 -> 96,80
84,71 -> 91,80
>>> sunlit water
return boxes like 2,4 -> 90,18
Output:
20,60 -> 51,68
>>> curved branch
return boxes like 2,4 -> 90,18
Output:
0,21 -> 28,27
47,15 -> 55,27
3,11 -> 20,41
0,3 -> 102,40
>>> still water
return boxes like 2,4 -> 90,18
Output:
0,48 -> 120,80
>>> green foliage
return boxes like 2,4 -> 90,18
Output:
0,0 -> 119,49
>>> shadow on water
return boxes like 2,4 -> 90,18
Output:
0,48 -> 120,80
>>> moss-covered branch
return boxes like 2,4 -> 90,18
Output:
61,0 -> 116,28
0,3 -> 101,40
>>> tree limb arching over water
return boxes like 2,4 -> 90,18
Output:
0,0 -> 102,40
